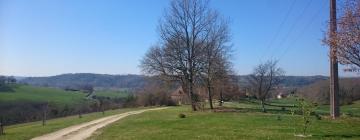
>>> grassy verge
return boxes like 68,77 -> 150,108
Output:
90,104 -> 360,140
0,107 -> 147,140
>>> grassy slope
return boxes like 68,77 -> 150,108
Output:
94,90 -> 130,99
91,100 -> 360,140
0,85 -> 141,140
316,100 -> 360,117
0,107 -> 146,140
228,98 -> 360,117
0,85 -> 86,106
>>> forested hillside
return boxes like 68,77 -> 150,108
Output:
19,73 -> 330,90
237,75 -> 328,88
298,78 -> 360,105
20,73 -> 146,90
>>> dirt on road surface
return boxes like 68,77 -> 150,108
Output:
31,107 -> 168,140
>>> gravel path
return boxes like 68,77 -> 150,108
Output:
31,107 -> 168,140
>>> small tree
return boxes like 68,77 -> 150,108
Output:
96,97 -> 107,115
292,98 -> 316,137
6,76 -> 16,84
247,60 -> 284,112
77,103 -> 85,118
0,76 -> 5,86
80,84 -> 94,94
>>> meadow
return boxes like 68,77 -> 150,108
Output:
90,99 -> 360,140
0,85 -> 132,125
94,90 -> 130,99
1,86 -> 359,140
0,85 -> 86,107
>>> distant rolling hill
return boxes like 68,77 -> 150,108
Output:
236,75 -> 329,88
19,73 -> 330,90
19,73 -> 147,90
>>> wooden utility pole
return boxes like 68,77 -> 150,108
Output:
0,117 -> 4,135
329,0 -> 340,119
42,102 -> 48,126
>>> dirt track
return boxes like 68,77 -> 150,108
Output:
31,107 -> 168,140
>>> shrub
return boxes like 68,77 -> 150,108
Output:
178,113 -> 186,118
342,112 -> 354,118
314,113 -> 322,120
281,107 -> 286,111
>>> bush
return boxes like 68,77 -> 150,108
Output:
314,113 -> 322,120
281,107 -> 286,111
178,113 -> 186,118
342,112 -> 354,118
136,90 -> 176,107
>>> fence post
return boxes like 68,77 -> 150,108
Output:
42,102 -> 48,126
0,117 -> 4,135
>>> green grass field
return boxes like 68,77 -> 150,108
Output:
0,84 -> 135,128
226,98 -> 360,117
0,85 -> 86,107
0,85 -> 132,105
94,90 -> 130,99
0,107 -> 145,140
1,89 -> 360,140
90,99 -> 360,140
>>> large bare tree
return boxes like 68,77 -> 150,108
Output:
141,0 -> 231,111
200,17 -> 232,109
247,60 -> 284,112
324,0 -> 360,69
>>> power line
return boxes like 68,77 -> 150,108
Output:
259,0 -> 297,61
267,0 -> 314,60
278,0 -> 328,61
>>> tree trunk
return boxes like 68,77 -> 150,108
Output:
207,84 -> 214,109
78,111 -> 82,118
219,90 -> 223,106
261,100 -> 266,112
189,79 -> 197,111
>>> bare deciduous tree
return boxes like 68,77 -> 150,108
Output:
324,0 -> 360,69
247,60 -> 284,112
200,18 -> 232,109
141,0 -> 231,111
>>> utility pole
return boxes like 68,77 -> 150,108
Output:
329,0 -> 340,119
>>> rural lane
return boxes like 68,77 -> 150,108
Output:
31,107 -> 168,140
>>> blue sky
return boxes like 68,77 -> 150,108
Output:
0,0 -> 357,77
